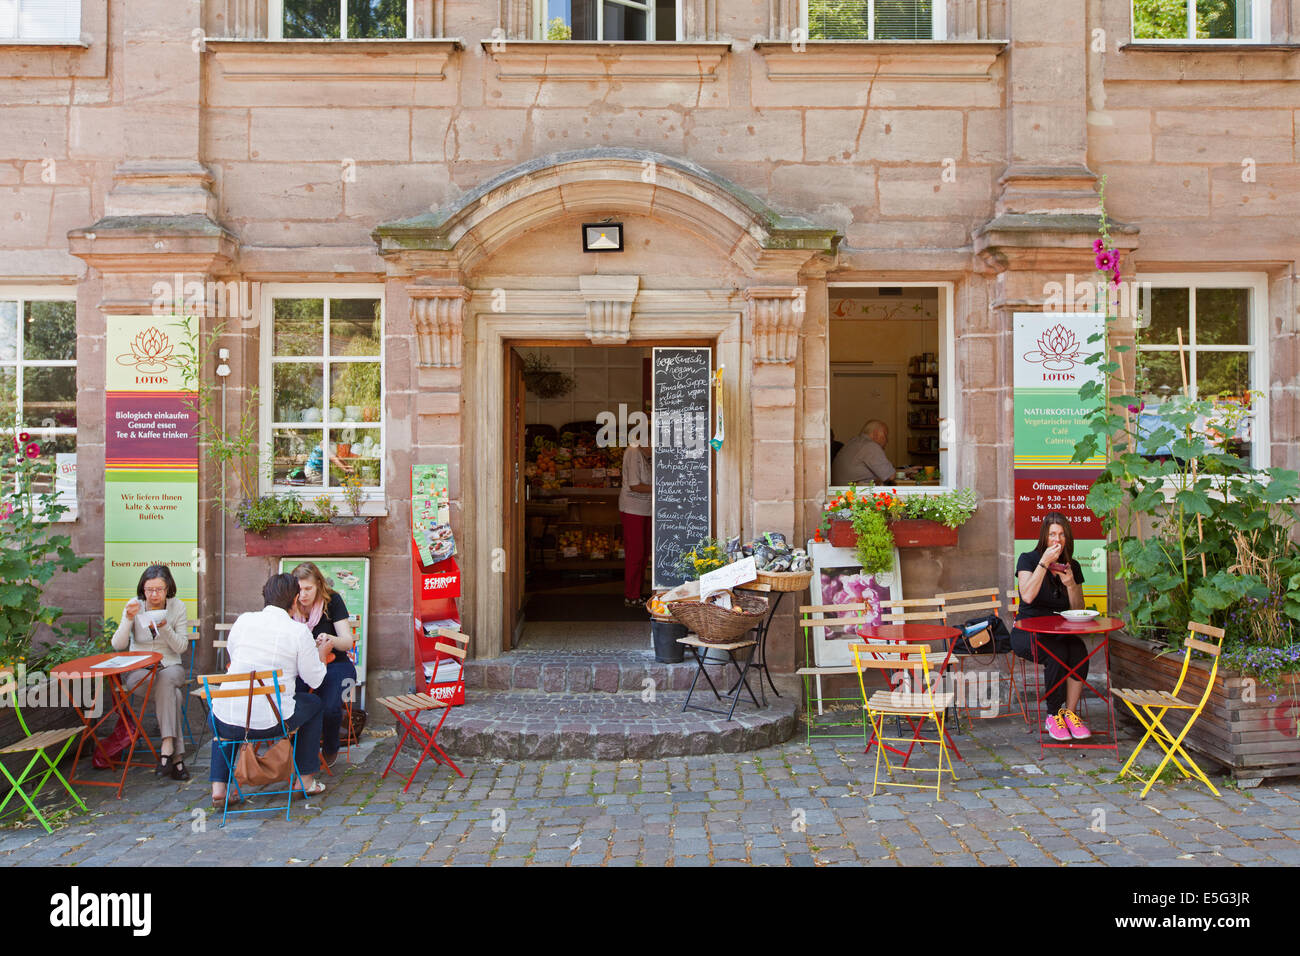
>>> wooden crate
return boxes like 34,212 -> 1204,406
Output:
1110,632 -> 1300,786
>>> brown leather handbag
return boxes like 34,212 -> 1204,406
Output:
234,674 -> 295,787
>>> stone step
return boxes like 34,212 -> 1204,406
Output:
463,651 -> 718,695
436,684 -> 799,760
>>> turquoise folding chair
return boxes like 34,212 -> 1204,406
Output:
0,667 -> 88,832
200,669 -> 305,827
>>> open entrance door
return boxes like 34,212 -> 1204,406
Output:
503,347 -> 526,651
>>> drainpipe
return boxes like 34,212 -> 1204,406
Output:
215,348 -> 231,625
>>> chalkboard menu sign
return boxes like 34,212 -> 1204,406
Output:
652,347 -> 712,589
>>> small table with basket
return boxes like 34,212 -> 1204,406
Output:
668,591 -> 772,721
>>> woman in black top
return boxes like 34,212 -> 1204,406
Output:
1012,512 -> 1091,741
290,562 -> 357,765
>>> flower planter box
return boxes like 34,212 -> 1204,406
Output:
1109,631 -> 1300,787
243,517 -> 380,557
826,517 -> 958,549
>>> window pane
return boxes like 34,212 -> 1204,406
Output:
874,0 -> 932,39
1195,288 -> 1250,345
329,361 -> 381,421
1138,351 -> 1183,402
655,0 -> 675,40
809,0 -> 869,39
273,298 -> 323,356
1133,0 -> 1189,39
602,0 -> 646,40
23,300 -> 76,361
17,0 -> 79,39
0,300 -> 16,361
1196,350 -> 1251,401
274,363 -> 324,422
331,426 -> 381,487
348,0 -> 405,38
1197,0 -> 1249,38
546,0 -> 577,38
0,2 -> 16,39
285,0 -> 341,38
274,428 -> 324,486
329,298 -> 381,356
27,434 -> 74,497
1145,287 -> 1189,345
23,366 -> 76,429
0,365 -> 14,412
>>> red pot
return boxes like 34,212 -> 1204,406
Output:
828,518 -> 856,548
889,519 -> 958,548
244,518 -> 379,557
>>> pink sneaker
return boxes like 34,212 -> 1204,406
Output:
1044,712 -> 1071,742
1060,708 -> 1091,740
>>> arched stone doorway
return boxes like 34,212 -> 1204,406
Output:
374,148 -> 839,661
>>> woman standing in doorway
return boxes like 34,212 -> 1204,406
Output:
619,439 -> 653,608
290,562 -> 356,767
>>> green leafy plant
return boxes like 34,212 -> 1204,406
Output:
313,495 -> 339,521
235,494 -> 317,534
32,617 -> 116,673
850,506 -> 894,576
900,487 -> 978,527
0,414 -> 91,670
340,473 -> 364,518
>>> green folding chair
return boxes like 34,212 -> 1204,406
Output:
0,667 -> 88,833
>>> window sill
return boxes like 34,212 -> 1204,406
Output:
827,484 -> 951,497
0,37 -> 90,47
481,40 -> 731,80
203,38 -> 462,80
753,39 -> 1006,80
1119,41 -> 1298,51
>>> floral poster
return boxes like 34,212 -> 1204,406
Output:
807,540 -> 901,667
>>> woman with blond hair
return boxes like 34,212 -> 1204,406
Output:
289,562 -> 356,767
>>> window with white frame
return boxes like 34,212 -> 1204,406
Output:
262,289 -> 384,498
1135,275 -> 1268,468
0,293 -> 77,505
802,0 -> 943,40
270,0 -> 412,39
540,0 -> 679,40
0,0 -> 81,40
1132,0 -> 1267,41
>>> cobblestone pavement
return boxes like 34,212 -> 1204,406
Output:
2,716 -> 1298,867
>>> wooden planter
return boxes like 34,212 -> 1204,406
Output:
827,517 -> 958,549
1110,632 -> 1300,787
244,517 -> 379,557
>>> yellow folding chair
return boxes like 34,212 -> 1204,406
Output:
850,643 -> 956,798
1113,621 -> 1226,799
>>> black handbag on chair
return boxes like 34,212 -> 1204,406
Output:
953,614 -> 1013,658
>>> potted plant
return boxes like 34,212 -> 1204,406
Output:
818,486 -> 978,558
1076,189 -> 1300,785
237,492 -> 379,557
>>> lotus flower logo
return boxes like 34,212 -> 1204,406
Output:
1024,324 -> 1081,372
116,327 -> 184,375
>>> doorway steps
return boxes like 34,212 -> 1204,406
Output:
430,647 -> 799,760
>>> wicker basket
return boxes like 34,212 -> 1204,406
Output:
668,593 -> 768,644
755,569 -> 813,592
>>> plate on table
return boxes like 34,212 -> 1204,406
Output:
1060,609 -> 1100,622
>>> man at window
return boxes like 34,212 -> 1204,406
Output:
832,419 -> 913,485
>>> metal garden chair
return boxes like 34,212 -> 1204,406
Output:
0,667 -> 88,832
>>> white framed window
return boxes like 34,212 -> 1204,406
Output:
0,289 -> 77,512
260,286 -> 385,501
538,0 -> 680,40
0,0 -> 81,41
270,0 -> 413,39
801,0 -> 945,40
826,282 -> 954,493
1134,273 -> 1269,469
1131,0 -> 1268,42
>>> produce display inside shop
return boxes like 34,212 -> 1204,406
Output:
525,429 -> 628,579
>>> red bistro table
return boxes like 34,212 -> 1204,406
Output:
852,623 -> 963,763
1015,615 -> 1123,756
50,652 -> 162,799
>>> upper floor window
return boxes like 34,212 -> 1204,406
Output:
270,0 -> 411,39
803,0 -> 944,40
1132,0 -> 1268,42
0,293 -> 77,508
0,0 -> 81,41
540,0 -> 679,40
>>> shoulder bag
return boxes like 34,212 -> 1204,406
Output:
234,674 -> 295,787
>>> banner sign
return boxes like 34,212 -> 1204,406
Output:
104,317 -> 198,622
280,557 -> 369,707
1013,312 -> 1107,611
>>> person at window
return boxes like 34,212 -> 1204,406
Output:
1013,512 -> 1090,741
831,420 -> 917,485
619,439 -> 653,608
290,562 -> 356,767
112,565 -> 191,780
210,573 -> 329,808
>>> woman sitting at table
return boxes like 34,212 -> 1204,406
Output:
289,562 -> 356,768
111,564 -> 191,780
1013,511 -> 1090,742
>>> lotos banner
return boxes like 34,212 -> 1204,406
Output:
103,317 -> 198,622
1012,312 -> 1107,612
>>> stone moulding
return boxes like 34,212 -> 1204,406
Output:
746,286 -> 805,364
481,41 -> 730,80
203,38 -> 462,80
409,286 -> 470,367
578,275 -> 638,344
753,40 -> 1006,80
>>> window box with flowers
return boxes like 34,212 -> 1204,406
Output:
238,478 -> 379,556
817,486 -> 978,573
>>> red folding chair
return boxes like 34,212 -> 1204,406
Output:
376,628 -> 468,792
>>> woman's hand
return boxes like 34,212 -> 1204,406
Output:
1054,562 -> 1077,588
1040,543 -> 1064,567
125,599 -> 141,621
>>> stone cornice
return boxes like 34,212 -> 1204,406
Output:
481,41 -> 730,80
753,39 -> 1006,80
204,38 -> 461,80
67,215 -> 239,275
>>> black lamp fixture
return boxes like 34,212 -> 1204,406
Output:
581,220 -> 624,253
